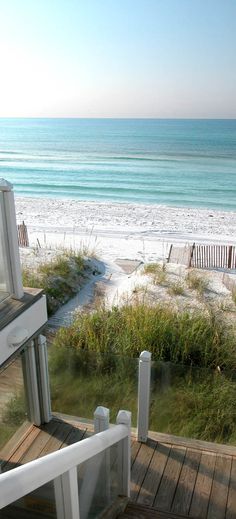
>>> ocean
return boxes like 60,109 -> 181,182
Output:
0,118 -> 235,211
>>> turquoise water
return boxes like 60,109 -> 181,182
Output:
0,118 -> 235,210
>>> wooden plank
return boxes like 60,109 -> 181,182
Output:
228,246 -> 233,269
226,457 -> 236,519
2,426 -> 42,471
149,431 -> 236,457
131,439 -> 156,502
137,442 -> 171,507
0,289 -> 44,331
20,420 -> 60,464
131,441 -> 141,467
38,421 -> 73,457
120,502 -> 191,518
167,244 -> 173,263
190,451 -> 216,519
60,423 -> 87,448
196,245 -> 199,268
207,454 -> 232,519
0,421 -> 33,463
171,448 -> 201,516
214,245 -> 216,268
154,445 -> 186,511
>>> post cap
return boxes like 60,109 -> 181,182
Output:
140,350 -> 152,361
116,410 -> 131,426
0,179 -> 13,192
94,406 -> 110,419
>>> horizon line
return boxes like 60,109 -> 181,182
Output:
0,116 -> 236,121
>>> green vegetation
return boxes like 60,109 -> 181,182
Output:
2,394 -> 26,426
49,302 -> 236,442
22,252 -> 92,315
51,303 -> 235,369
150,368 -> 236,443
0,393 -> 27,450
232,288 -> 236,306
168,281 -> 185,296
144,263 -> 167,285
186,271 -> 209,295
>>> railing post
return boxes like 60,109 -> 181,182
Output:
35,334 -> 52,423
137,350 -> 152,443
21,340 -> 41,426
116,410 -> 131,497
54,467 -> 80,519
79,407 -> 110,517
94,406 -> 110,505
0,179 -> 24,299
94,406 -> 110,433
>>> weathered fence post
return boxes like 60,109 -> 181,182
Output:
188,242 -> 195,268
116,410 -> 131,498
228,246 -> 233,269
17,221 -> 29,247
137,350 -> 152,443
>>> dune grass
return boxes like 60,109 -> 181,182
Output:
22,251 -> 91,315
186,271 -> 209,295
167,281 -> 185,296
51,303 -> 236,369
49,302 -> 236,442
143,263 -> 167,285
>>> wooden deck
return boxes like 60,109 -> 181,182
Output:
0,416 -> 93,474
0,288 -> 44,331
130,432 -> 236,519
0,418 -> 236,518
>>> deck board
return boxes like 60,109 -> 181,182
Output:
0,289 -> 44,331
130,439 -> 156,501
171,448 -> 201,516
207,454 -> 232,519
1,418 -> 236,518
154,445 -> 186,511
137,442 -> 171,508
226,457 -> 236,519
189,451 -> 216,519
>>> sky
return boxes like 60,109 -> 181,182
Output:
0,0 -> 235,118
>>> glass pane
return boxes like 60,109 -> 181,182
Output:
0,480 -> 56,518
0,192 -> 11,301
78,441 -> 120,519
49,347 -> 138,427
0,353 -> 28,455
150,361 -> 236,444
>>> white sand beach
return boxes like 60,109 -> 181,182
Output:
15,197 -> 236,264
15,196 -> 236,322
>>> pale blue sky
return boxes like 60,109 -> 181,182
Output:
0,0 -> 235,118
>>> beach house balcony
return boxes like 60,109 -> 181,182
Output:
0,178 -> 235,519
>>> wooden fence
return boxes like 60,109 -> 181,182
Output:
17,221 -> 29,247
168,243 -> 236,270
191,244 -> 236,269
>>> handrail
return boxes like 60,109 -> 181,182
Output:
0,423 -> 128,510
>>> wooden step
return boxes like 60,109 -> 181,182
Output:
117,502 -> 190,519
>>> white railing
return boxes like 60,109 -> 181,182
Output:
0,408 -> 131,519
137,350 -> 152,443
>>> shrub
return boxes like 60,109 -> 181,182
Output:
22,252 -> 90,316
168,281 -> 185,296
186,271 -> 208,295
144,263 -> 167,285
